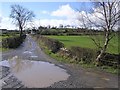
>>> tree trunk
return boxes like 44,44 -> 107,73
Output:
19,25 -> 23,37
96,32 -> 109,65
20,29 -> 22,37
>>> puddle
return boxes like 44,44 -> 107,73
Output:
30,56 -> 38,58
23,51 -> 32,54
30,49 -> 35,51
0,58 -> 70,88
0,60 -> 10,67
101,78 -> 110,81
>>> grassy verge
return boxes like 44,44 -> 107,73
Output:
0,48 -> 10,52
34,37 -> 118,74
46,48 -> 118,74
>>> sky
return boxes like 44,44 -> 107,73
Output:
0,1 -> 94,30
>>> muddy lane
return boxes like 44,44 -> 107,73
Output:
1,35 -> 118,88
1,35 -> 70,88
0,58 -> 70,88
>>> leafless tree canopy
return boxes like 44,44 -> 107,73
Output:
10,4 -> 35,36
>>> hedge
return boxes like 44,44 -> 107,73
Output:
69,47 -> 97,63
34,35 -> 64,53
2,35 -> 26,48
33,35 -> 119,68
58,47 -> 97,64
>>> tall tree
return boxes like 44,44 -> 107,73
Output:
10,4 -> 35,37
78,0 -> 120,65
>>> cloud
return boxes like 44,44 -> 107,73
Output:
32,18 -> 80,28
0,11 -> 2,25
41,10 -> 49,14
46,4 -> 80,27
1,4 -> 118,30
0,18 -> 1,24
51,4 -> 79,19
0,4 -> 105,30
0,4 -> 85,30
77,7 -> 106,29
0,16 -> 17,30
0,4 -> 86,30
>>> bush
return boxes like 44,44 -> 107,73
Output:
100,53 -> 119,68
41,29 -> 59,35
40,37 -> 64,53
69,47 -> 97,63
2,34 -> 26,48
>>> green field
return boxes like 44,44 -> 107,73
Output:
47,35 -> 118,54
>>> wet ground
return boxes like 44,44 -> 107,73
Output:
0,35 -> 119,89
0,59 -> 69,88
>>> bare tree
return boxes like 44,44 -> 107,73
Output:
78,0 -> 120,65
10,4 -> 35,37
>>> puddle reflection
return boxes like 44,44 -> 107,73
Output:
0,56 -> 70,88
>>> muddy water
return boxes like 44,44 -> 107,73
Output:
0,57 -> 70,88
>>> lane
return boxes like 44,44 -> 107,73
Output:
1,34 -> 119,88
1,35 -> 70,88
2,35 -> 46,61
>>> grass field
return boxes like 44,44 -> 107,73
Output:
47,35 -> 118,54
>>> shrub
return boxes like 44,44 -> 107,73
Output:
41,29 -> 59,35
38,36 -> 64,53
100,53 -> 119,68
69,47 -> 97,64
2,34 -> 26,48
